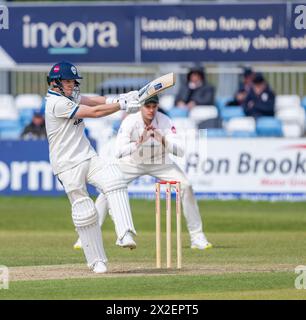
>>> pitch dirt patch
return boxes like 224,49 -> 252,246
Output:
9,262 -> 295,282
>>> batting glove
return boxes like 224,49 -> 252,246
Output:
125,98 -> 142,113
106,95 -> 128,110
115,96 -> 141,112
106,90 -> 140,111
119,90 -> 139,101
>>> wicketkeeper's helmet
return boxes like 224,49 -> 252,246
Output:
144,95 -> 159,105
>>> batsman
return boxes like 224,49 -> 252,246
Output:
75,95 -> 212,251
45,61 -> 140,273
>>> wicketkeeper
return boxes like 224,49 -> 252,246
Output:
45,61 -> 140,273
74,95 -> 212,251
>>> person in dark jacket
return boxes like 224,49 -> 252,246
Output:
238,67 -> 255,93
242,73 -> 275,118
226,88 -> 248,107
227,67 -> 255,106
175,67 -> 215,110
21,111 -> 47,140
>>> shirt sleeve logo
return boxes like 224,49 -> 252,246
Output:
73,119 -> 83,126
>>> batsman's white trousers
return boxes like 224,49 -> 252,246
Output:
57,156 -> 136,238
96,161 -> 204,237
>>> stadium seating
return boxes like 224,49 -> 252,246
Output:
1,90 -> 305,140
256,117 -> 283,137
225,117 -> 256,135
302,96 -> 306,111
276,107 -> 305,127
19,109 -> 37,127
189,106 -> 218,125
15,94 -> 42,110
206,128 -> 228,138
275,97 -> 305,137
159,94 -> 175,111
167,108 -> 189,118
216,96 -> 232,112
172,118 -> 197,130
275,95 -> 301,111
15,94 -> 43,127
40,98 -> 46,114
275,95 -> 304,137
220,106 -> 245,122
0,94 -> 18,120
0,119 -> 23,139
198,118 -> 222,129
230,131 -> 257,138
282,123 -> 304,138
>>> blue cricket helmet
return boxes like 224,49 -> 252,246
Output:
47,61 -> 82,84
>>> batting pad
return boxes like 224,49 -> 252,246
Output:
93,164 -> 136,239
106,189 -> 136,240
72,197 -> 107,267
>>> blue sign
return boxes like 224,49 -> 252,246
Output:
0,5 -> 9,30
0,140 -> 96,196
288,3 -> 306,61
138,3 -> 288,62
0,2 -> 305,63
0,4 -> 135,63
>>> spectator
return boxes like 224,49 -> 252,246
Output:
175,67 -> 215,110
239,67 -> 255,93
226,67 -> 254,106
226,88 -> 248,106
242,73 -> 275,118
21,111 -> 47,140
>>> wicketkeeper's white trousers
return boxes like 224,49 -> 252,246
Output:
95,161 -> 204,238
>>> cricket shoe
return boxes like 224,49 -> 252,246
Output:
116,231 -> 136,250
191,233 -> 213,250
73,238 -> 82,250
91,261 -> 107,274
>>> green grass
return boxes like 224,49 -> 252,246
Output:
0,272 -> 304,300
0,197 -> 306,299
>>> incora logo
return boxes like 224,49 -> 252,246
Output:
22,15 -> 119,48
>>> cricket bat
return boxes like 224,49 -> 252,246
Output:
138,73 -> 176,103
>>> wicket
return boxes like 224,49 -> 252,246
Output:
155,180 -> 182,269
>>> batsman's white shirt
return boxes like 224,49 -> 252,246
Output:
45,89 -> 96,175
